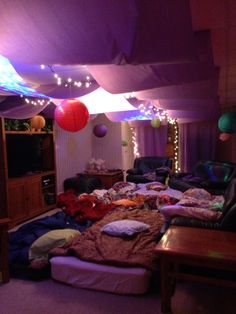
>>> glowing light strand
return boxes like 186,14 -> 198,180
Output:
21,95 -> 52,106
130,127 -> 140,157
173,120 -> 180,172
137,103 -> 176,124
40,65 -> 92,88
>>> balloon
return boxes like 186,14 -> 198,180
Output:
219,132 -> 231,141
30,115 -> 46,129
93,124 -> 107,137
150,118 -> 161,128
218,112 -> 236,133
55,99 -> 89,132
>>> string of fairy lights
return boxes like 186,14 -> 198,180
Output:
40,64 -> 92,88
130,127 -> 140,158
18,64 -> 94,107
130,102 -> 180,172
20,94 -> 52,106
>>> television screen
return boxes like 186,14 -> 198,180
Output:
6,134 -> 43,177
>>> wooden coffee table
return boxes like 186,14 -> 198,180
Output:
154,226 -> 236,313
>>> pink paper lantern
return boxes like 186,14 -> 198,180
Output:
219,132 -> 231,141
55,99 -> 89,132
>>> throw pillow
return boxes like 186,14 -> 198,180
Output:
29,229 -> 81,261
183,188 -> 212,200
112,199 -> 139,207
101,219 -> 150,237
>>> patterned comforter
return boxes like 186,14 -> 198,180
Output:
50,207 -> 165,271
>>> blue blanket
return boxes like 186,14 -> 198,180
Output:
9,211 -> 92,265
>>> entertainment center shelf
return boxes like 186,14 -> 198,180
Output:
0,117 -> 57,227
5,131 -> 54,134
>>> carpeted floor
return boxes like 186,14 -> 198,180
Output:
0,278 -> 236,314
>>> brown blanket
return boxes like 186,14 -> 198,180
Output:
53,208 -> 164,271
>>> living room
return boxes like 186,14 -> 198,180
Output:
1,1 -> 236,313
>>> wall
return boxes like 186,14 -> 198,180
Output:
91,114 -> 123,170
55,121 -> 93,193
55,114 -> 139,193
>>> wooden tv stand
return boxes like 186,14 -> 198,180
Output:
0,117 -> 57,227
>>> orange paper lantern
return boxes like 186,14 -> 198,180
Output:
55,99 -> 89,132
30,115 -> 46,130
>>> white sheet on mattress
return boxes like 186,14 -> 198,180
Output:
51,256 -> 151,295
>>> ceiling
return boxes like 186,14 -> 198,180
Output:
0,0 -> 235,123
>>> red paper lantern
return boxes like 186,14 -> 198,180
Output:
55,99 -> 89,132
219,132 -> 231,141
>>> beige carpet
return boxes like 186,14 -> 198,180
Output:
0,278 -> 236,314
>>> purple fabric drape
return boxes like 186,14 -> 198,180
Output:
179,121 -> 218,172
129,120 -> 167,157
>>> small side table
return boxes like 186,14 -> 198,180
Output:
77,170 -> 124,189
0,218 -> 10,283
154,226 -> 236,313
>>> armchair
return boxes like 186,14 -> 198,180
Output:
63,174 -> 102,195
170,178 -> 236,231
126,156 -> 172,184
169,160 -> 236,195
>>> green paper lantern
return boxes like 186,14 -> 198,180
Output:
218,112 -> 236,134
121,140 -> 128,147
150,118 -> 161,128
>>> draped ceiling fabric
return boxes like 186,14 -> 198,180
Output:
0,0 -> 222,162
0,0 -> 195,65
0,96 -> 51,119
0,0 -> 219,124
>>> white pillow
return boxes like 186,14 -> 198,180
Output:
101,219 -> 150,237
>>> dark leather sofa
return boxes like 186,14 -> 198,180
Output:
126,156 -> 172,184
169,160 -> 236,195
171,178 -> 236,231
63,174 -> 102,194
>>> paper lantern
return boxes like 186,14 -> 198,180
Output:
30,115 -> 46,130
55,99 -> 89,132
218,112 -> 236,133
93,124 -> 107,137
121,140 -> 128,147
219,132 -> 231,141
151,118 -> 161,128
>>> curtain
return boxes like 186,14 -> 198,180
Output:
129,120 -> 168,157
179,121 -> 218,172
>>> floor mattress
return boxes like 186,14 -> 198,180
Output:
51,256 -> 151,295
